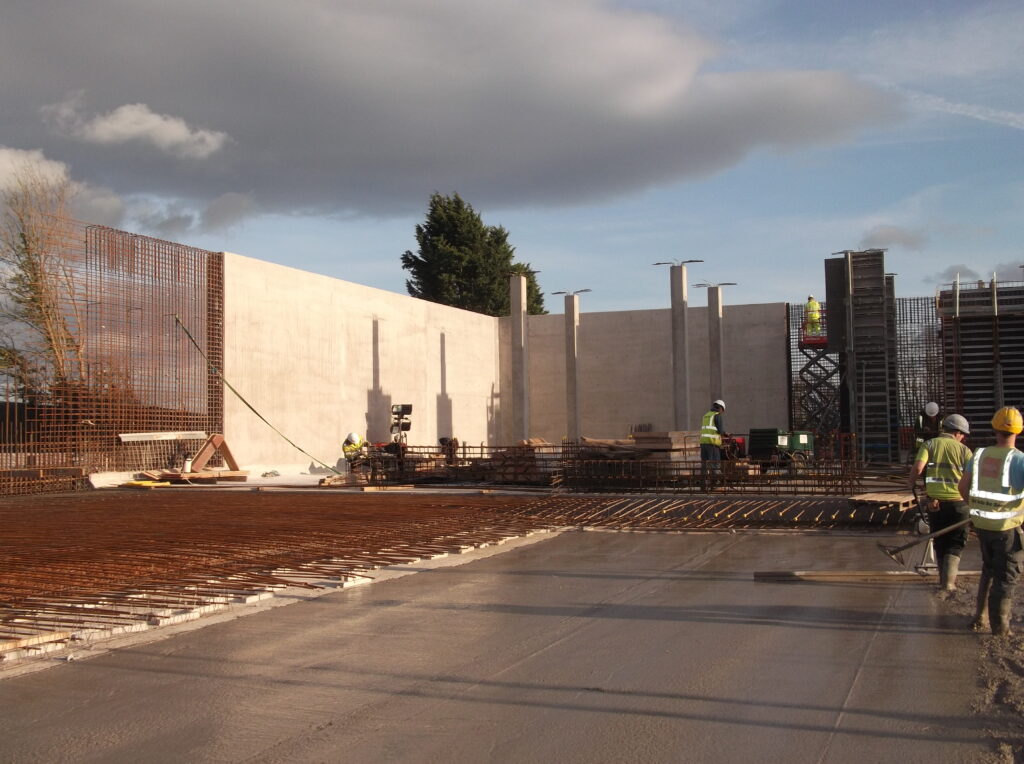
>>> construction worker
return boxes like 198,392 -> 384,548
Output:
342,432 -> 366,472
700,400 -> 728,487
805,295 -> 821,335
912,401 -> 942,456
908,413 -> 972,592
959,407 -> 1024,636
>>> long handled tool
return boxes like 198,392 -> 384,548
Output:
878,517 -> 971,566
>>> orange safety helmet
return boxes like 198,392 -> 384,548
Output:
991,407 -> 1024,434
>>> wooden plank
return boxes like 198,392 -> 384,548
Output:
849,492 -> 914,502
0,630 -> 74,650
118,431 -> 208,443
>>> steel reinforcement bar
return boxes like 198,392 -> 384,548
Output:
0,490 -> 911,661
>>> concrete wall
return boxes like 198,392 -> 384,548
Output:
221,252 -> 789,466
222,253 -> 502,468
525,303 -> 789,442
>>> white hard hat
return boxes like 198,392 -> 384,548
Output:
924,402 -> 939,417
346,432 -> 360,443
713,399 -> 726,410
942,414 -> 969,435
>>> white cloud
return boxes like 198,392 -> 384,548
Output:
43,92 -> 229,159
0,146 -> 71,190
902,90 -> 1024,131
857,3 -> 1024,84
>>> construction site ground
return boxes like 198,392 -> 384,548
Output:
1,488 -> 1022,761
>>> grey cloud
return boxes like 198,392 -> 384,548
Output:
0,0 -> 901,219
200,192 -> 258,231
128,199 -> 196,239
71,185 -> 125,227
927,264 -> 980,286
994,261 -> 1024,281
860,224 -> 928,251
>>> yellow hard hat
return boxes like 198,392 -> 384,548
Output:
991,407 -> 1023,434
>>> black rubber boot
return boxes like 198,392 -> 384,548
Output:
972,570 -> 991,632
941,554 -> 960,593
992,593 -> 1014,637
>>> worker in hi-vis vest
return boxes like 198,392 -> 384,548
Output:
908,413 -> 972,592
959,407 -> 1024,636
699,400 -> 728,484
913,401 -> 943,457
805,295 -> 821,335
342,432 -> 366,472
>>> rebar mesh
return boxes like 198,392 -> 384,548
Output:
895,296 -> 943,450
0,219 -> 222,494
939,280 -> 1024,442
788,296 -> 945,460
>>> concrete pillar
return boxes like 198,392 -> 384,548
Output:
563,293 -> 581,441
708,286 -> 724,400
510,275 -> 530,442
670,265 -> 690,430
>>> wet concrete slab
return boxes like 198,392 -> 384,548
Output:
0,531 -> 992,762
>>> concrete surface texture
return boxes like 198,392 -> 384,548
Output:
0,531 -> 996,762
222,252 -> 789,460
223,252 -> 503,466
526,303 -> 789,442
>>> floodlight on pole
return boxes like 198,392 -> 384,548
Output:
552,289 -> 591,295
653,259 -> 704,266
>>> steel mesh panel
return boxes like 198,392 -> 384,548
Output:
0,219 -> 222,494
895,296 -> 943,426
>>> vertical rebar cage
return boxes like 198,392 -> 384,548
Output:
0,219 -> 223,494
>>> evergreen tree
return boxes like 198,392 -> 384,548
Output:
401,192 -> 545,315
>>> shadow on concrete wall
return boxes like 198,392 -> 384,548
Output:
366,318 -> 392,442
436,332 -> 453,443
488,383 -> 500,445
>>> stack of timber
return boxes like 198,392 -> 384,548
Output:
486,439 -> 551,483
630,431 -> 700,462
319,471 -> 369,487
578,436 -> 650,459
137,469 -> 248,484
578,432 -> 699,462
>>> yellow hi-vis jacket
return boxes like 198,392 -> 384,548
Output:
918,434 -> 972,501
968,446 -> 1024,532
806,299 -> 821,322
343,436 -> 364,462
700,411 -> 722,446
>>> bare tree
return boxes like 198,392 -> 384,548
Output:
0,167 -> 85,395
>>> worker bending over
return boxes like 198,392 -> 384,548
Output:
342,432 -> 366,472
908,414 -> 972,592
959,407 -> 1024,636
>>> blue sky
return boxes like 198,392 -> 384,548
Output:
2,0 -> 1021,312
